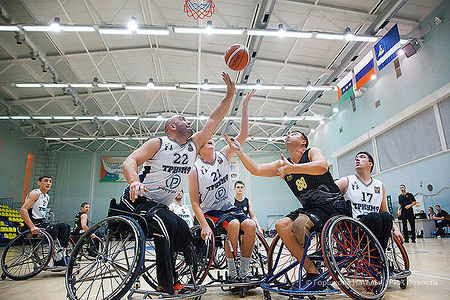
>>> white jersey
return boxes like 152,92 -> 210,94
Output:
169,202 -> 194,228
194,151 -> 235,212
344,175 -> 383,218
141,136 -> 197,206
27,189 -> 50,221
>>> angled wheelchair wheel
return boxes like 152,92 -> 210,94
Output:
1,229 -> 54,280
267,232 -> 321,286
65,216 -> 145,300
386,234 -> 410,288
213,242 -> 227,269
190,225 -> 215,284
141,238 -> 158,289
321,216 -> 389,300
251,231 -> 270,277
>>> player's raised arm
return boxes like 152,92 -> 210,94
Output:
191,73 -> 235,150
224,134 -> 282,177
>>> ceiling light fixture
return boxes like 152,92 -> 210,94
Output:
147,78 -> 155,88
306,80 -> 313,92
70,83 -> 93,88
43,83 -> 68,88
277,24 -> 286,37
0,25 -> 19,31
49,17 -> 61,32
333,107 -> 339,113
16,83 -> 41,87
114,112 -> 120,121
97,83 -> 123,88
98,28 -> 132,35
61,25 -> 95,32
127,17 -> 138,31
156,113 -> 164,121
316,32 -> 345,40
202,79 -> 210,90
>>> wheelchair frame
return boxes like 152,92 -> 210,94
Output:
262,215 -> 391,300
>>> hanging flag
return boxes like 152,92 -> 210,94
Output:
337,72 -> 354,103
354,51 -> 376,90
374,24 -> 401,70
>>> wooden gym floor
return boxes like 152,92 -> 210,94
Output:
1,238 -> 449,300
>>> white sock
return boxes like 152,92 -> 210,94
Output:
55,250 -> 64,262
240,257 -> 251,278
227,258 -> 237,279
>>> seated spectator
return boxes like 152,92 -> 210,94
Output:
428,206 -> 436,219
416,210 -> 427,219
433,205 -> 449,237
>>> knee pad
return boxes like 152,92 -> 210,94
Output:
292,215 -> 315,248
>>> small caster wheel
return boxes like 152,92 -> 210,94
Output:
400,278 -> 407,289
240,287 -> 247,298
1,273 -> 6,280
263,290 -> 271,300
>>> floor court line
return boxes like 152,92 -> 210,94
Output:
412,270 -> 450,281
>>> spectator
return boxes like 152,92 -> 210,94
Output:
416,210 -> 427,219
433,205 -> 449,237
428,206 -> 436,219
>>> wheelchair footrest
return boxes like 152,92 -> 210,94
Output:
128,285 -> 206,299
206,278 -> 263,288
261,282 -> 340,297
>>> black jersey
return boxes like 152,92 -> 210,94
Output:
284,149 -> 343,209
234,197 -> 250,216
73,212 -> 87,234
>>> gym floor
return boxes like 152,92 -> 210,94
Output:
1,238 -> 449,300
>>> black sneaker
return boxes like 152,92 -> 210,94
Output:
303,273 -> 327,291
54,259 -> 67,267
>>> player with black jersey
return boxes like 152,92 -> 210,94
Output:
234,180 -> 261,229
121,72 -> 235,294
224,131 -> 349,290
73,202 -> 90,235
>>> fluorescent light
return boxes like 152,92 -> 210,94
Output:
10,116 -> 31,119
79,137 -> 95,140
125,85 -> 150,90
310,129 -> 316,133
97,83 -> 123,88
398,49 -> 405,56
247,29 -> 280,37
43,83 -> 68,87
153,86 -> 177,90
0,25 -> 19,31
70,83 -> 93,88
400,39 -> 408,45
308,86 -> 334,91
98,28 -> 132,35
285,31 -> 313,38
62,137 -> 78,140
174,27 -> 243,35
140,117 -> 159,121
333,107 -> 339,113
316,33 -> 345,40
16,83 -> 41,87
136,28 -> 170,35
32,116 -> 52,120
44,138 -> 61,140
61,26 -> 95,32
284,86 -> 307,90
0,116 -> 10,119
53,116 -> 73,120
236,84 -> 281,90
23,26 -> 54,32
49,23 -> 61,32
97,116 -> 115,120
115,137 -> 130,140
371,74 -> 377,80
74,116 -> 94,120
320,120 -> 325,125
179,83 -> 201,89
345,35 -> 378,42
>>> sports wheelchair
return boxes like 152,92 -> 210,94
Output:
386,233 -> 410,289
65,207 -> 207,300
189,215 -> 270,297
262,215 -> 392,300
1,224 -> 76,280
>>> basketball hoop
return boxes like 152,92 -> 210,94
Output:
184,0 -> 215,20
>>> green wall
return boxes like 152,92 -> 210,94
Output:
0,122 -> 45,209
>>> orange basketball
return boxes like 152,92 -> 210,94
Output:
224,44 -> 251,71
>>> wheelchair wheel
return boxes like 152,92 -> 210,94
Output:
190,225 -> 215,284
252,231 -> 270,277
386,234 -> 409,286
213,244 -> 227,269
140,238 -> 158,289
267,233 -> 321,285
1,229 -> 54,280
321,216 -> 389,300
65,216 -> 145,300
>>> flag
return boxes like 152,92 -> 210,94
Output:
374,24 -> 401,70
354,51 -> 375,90
337,72 -> 354,103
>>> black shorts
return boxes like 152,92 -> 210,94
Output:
286,199 -> 349,230
204,207 -> 249,229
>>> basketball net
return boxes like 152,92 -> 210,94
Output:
184,0 -> 215,20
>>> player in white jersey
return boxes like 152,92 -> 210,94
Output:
120,72 -> 235,294
335,152 -> 403,249
189,89 -> 256,281
19,175 -> 71,266
169,189 -> 194,228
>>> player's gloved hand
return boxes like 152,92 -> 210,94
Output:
129,181 -> 149,202
201,225 -> 214,241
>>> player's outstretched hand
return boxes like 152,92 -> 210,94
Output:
277,154 -> 294,178
242,89 -> 256,106
224,133 -> 241,152
222,72 -> 236,96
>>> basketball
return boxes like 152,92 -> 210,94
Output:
224,44 -> 251,71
